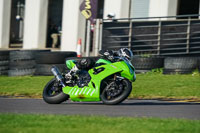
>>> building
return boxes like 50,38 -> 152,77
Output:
0,0 -> 200,55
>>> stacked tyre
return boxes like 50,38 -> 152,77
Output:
35,51 -> 77,76
131,57 -> 164,73
0,50 -> 10,75
8,50 -> 49,76
163,57 -> 198,74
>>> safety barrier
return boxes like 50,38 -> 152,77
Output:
100,14 -> 200,56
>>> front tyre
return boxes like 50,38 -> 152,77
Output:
100,79 -> 132,105
43,78 -> 69,104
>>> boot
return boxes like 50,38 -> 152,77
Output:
65,65 -> 79,82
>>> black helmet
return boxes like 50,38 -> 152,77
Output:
118,48 -> 133,61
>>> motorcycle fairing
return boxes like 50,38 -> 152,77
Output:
62,61 -> 135,102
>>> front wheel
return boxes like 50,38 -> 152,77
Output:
43,78 -> 69,104
100,79 -> 132,105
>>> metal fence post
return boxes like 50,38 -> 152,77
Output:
99,19 -> 103,50
186,17 -> 191,54
86,20 -> 91,57
128,19 -> 133,49
94,19 -> 100,56
157,21 -> 162,55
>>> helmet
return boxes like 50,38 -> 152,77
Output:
118,48 -> 133,61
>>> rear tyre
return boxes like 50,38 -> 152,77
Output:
100,79 -> 132,105
43,78 -> 69,104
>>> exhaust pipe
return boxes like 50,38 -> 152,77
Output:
51,66 -> 66,87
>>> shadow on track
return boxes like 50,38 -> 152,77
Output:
118,102 -> 200,106
64,100 -> 200,106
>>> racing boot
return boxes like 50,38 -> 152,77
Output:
65,65 -> 79,83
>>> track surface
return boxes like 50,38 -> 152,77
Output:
0,98 -> 200,120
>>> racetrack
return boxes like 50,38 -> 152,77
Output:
0,98 -> 199,120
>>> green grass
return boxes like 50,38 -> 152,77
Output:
0,114 -> 200,133
0,76 -> 53,98
0,72 -> 200,99
131,72 -> 200,99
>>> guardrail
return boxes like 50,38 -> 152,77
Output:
101,14 -> 200,56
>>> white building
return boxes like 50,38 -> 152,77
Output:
0,0 -> 200,54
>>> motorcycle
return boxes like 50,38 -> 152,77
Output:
42,53 -> 136,105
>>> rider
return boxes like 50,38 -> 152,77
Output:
65,48 -> 133,80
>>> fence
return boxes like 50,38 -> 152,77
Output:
100,14 -> 200,56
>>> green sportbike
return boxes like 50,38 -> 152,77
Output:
43,50 -> 136,105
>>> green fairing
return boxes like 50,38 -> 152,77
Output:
66,60 -> 76,69
62,59 -> 136,102
96,58 -> 112,64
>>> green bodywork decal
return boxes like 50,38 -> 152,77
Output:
96,58 -> 112,64
62,80 -> 100,102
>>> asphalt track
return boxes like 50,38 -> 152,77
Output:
0,98 -> 200,120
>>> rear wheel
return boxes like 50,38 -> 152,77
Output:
43,78 -> 69,104
100,78 -> 132,105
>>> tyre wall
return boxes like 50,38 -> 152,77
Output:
8,50 -> 50,76
131,57 -> 164,73
0,50 -> 10,75
163,57 -> 199,74
1,49 -> 200,76
34,51 -> 77,76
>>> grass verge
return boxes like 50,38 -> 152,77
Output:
0,72 -> 199,100
0,114 -> 200,133
0,76 -> 53,98
131,72 -> 200,100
